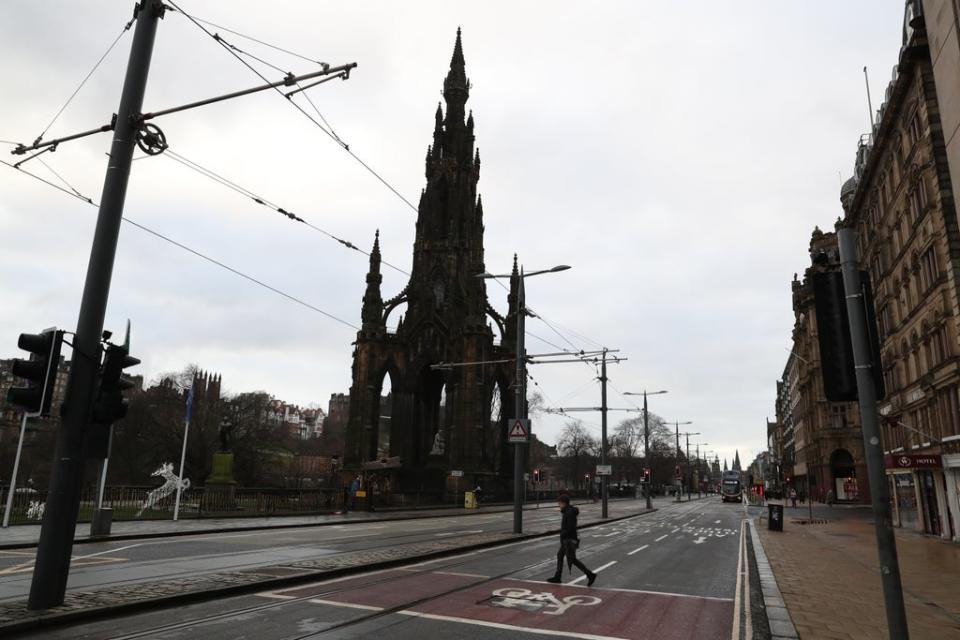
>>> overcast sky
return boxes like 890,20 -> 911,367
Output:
0,1 -> 908,467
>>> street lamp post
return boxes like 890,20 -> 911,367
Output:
671,420 -> 692,502
679,430 -> 701,501
479,262 -> 570,534
624,390 -> 667,510
693,442 -> 709,498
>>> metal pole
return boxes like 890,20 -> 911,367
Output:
675,421 -> 681,502
643,392 -> 652,510
696,444 -> 700,498
686,434 -> 691,501
600,349 -> 609,519
2,414 -> 29,528
173,417 -> 190,521
838,228 -> 908,639
29,0 -> 163,610
513,269 -> 526,534
94,433 -> 111,511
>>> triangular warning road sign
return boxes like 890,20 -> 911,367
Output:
508,419 -> 528,438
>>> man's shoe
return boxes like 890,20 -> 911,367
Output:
546,575 -> 562,584
586,572 -> 597,586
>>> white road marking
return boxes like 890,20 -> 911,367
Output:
671,527 -> 680,533
398,610 -> 629,640
693,537 -> 707,544
715,520 -> 722,524
731,521 -> 744,640
655,534 -> 668,542
568,560 -> 617,585
433,570 -> 489,578
627,545 -> 649,555
435,529 -> 483,537
72,543 -> 144,560
310,598 -> 382,611
509,578 -> 734,601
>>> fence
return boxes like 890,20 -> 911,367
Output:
0,485 -> 343,526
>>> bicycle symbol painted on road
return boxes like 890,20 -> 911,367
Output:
490,587 -> 601,615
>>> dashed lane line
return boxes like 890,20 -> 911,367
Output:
568,560 -> 617,585
654,534 -> 668,542
627,545 -> 649,556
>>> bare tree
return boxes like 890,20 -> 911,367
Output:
556,419 -> 598,487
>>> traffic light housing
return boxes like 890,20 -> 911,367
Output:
533,468 -> 541,482
86,343 -> 140,459
813,270 -> 885,402
6,329 -> 64,416
643,467 -> 651,482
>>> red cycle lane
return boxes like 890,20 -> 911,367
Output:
264,569 -> 733,640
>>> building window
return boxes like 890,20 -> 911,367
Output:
921,247 -> 939,291
908,113 -> 923,145
831,404 -> 849,430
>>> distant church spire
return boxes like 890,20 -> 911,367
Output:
733,450 -> 742,471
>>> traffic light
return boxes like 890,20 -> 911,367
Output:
6,329 -> 64,416
533,468 -> 541,482
813,270 -> 885,402
643,468 -> 651,482
86,343 -> 140,459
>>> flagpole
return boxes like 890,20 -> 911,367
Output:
173,388 -> 192,521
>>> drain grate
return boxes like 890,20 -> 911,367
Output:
793,519 -> 830,525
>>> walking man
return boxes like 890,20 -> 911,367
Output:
547,494 -> 597,585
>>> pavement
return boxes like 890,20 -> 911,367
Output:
10,496 -> 762,639
756,500 -> 960,639
1,497 -> 704,635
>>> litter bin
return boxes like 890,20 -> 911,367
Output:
464,490 -> 477,509
768,503 -> 783,531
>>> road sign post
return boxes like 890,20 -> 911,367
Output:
508,418 -> 530,444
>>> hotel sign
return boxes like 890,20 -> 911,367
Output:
884,454 -> 942,470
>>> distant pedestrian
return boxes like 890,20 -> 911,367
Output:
547,494 -> 597,586
349,476 -> 361,510
789,488 -> 797,508
826,489 -> 835,508
473,484 -> 483,505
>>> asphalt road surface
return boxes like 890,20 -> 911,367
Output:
18,498 -> 764,639
0,498 -> 640,601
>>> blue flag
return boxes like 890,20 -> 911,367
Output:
185,387 -> 194,422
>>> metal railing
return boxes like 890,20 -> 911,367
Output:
0,485 -> 344,526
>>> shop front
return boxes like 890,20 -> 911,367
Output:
830,449 -> 859,502
885,453 -> 947,538
944,453 -> 960,542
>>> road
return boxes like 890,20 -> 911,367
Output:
17,498 -> 765,639
0,498 -> 642,601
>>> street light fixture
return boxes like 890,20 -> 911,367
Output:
478,261 -> 571,534
623,390 -> 667,509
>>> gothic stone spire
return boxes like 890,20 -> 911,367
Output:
360,230 -> 384,332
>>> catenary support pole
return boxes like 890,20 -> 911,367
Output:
513,269 -> 526,534
643,392 -> 652,510
838,228 -> 909,639
28,0 -> 164,610
675,421 -> 681,502
600,349 -> 608,519
2,414 -> 29,528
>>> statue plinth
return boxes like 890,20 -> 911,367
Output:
204,451 -> 237,512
